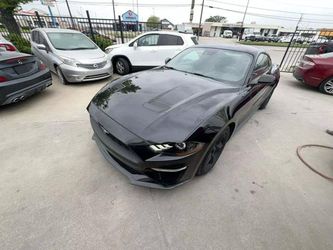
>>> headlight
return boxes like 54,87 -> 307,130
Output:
58,56 -> 78,67
149,142 -> 203,155
105,48 -> 113,54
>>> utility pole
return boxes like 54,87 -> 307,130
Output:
189,0 -> 195,23
112,0 -> 116,21
65,0 -> 75,28
137,0 -> 139,20
198,0 -> 205,40
239,0 -> 250,41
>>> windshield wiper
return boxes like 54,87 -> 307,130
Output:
70,47 -> 95,50
163,65 -> 175,70
184,71 -> 217,80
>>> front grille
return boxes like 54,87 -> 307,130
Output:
77,61 -> 107,69
84,73 -> 110,80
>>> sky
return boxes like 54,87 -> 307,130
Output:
23,0 -> 333,29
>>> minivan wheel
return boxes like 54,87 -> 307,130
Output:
196,127 -> 230,176
115,58 -> 130,75
56,66 -> 69,85
319,78 -> 333,95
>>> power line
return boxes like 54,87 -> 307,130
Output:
206,0 -> 333,17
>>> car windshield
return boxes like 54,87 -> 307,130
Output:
166,47 -> 253,84
47,32 -> 97,50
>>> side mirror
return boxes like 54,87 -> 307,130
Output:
165,57 -> 171,64
258,74 -> 276,85
133,42 -> 138,48
37,44 -> 47,51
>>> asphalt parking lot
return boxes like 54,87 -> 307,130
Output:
1,38 -> 333,249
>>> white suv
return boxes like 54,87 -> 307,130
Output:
105,31 -> 198,75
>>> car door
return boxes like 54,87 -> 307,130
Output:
31,31 -> 53,70
129,34 -> 160,67
232,53 -> 272,126
157,34 -> 185,64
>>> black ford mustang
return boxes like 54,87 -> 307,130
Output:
88,45 -> 280,189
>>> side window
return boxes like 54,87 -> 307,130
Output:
32,31 -> 40,43
31,31 -> 35,42
158,34 -> 184,46
137,34 -> 159,46
255,54 -> 270,70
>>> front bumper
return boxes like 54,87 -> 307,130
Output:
89,105 -> 205,189
0,69 -> 52,106
60,61 -> 113,82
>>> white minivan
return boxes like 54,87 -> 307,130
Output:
222,30 -> 233,38
105,31 -> 198,75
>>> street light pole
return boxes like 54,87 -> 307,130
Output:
190,0 -> 195,23
65,0 -> 75,28
198,0 -> 205,40
239,0 -> 250,41
112,0 -> 116,21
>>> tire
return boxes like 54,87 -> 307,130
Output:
259,91 -> 273,110
196,127 -> 231,176
56,66 -> 69,85
115,57 -> 130,75
319,78 -> 333,95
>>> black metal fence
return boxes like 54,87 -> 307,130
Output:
0,11 -> 163,52
280,28 -> 333,72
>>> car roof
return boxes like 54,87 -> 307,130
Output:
33,28 -> 81,34
194,44 -> 265,56
139,31 -> 195,37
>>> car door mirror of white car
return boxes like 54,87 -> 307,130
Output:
37,44 -> 47,51
133,42 -> 138,48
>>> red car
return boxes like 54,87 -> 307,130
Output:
293,53 -> 333,95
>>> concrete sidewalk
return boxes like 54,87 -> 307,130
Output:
0,72 -> 332,250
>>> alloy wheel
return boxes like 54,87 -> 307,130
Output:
324,80 -> 333,94
116,60 -> 125,74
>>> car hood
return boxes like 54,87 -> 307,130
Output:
91,68 -> 239,143
105,44 -> 124,50
55,48 -> 106,63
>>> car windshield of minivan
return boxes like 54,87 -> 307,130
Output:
166,47 -> 253,84
47,32 -> 97,50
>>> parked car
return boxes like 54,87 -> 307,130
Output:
0,35 -> 17,52
293,52 -> 333,95
87,45 -> 280,188
31,28 -> 113,85
0,50 -> 52,105
305,41 -> 333,55
279,35 -> 293,43
244,34 -> 265,42
104,31 -> 198,75
265,34 -> 279,42
222,30 -> 233,38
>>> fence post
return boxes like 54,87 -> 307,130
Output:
86,10 -> 96,42
118,15 -> 124,44
35,11 -> 43,28
280,26 -> 298,68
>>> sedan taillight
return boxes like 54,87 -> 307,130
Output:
0,76 -> 8,83
0,43 -> 17,51
38,62 -> 47,70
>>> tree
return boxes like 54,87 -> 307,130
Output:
205,15 -> 227,23
146,15 -> 160,29
0,0 -> 31,35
